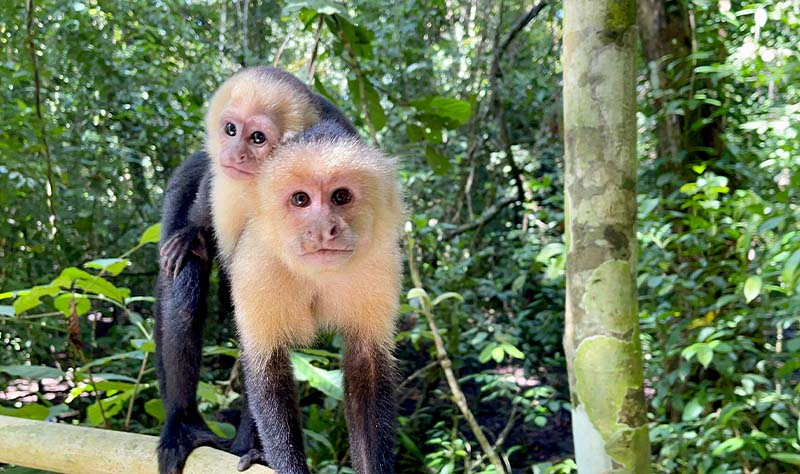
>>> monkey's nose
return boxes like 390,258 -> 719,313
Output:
327,225 -> 339,239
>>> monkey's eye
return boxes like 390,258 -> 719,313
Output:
291,192 -> 311,208
331,188 -> 352,206
225,122 -> 237,136
251,131 -> 266,144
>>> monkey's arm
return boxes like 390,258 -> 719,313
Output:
160,171 -> 214,278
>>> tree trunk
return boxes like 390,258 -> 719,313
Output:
562,1 -> 651,473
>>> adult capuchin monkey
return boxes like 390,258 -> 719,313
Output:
155,67 -> 357,474
229,120 -> 403,474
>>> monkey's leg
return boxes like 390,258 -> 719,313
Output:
243,347 -> 309,474
342,337 -> 398,474
155,258 -> 225,474
228,388 -> 270,472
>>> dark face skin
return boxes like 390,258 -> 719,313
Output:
218,104 -> 281,180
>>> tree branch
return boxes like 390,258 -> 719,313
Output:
444,195 -> 518,240
405,238 -> 507,474
0,415 -> 274,473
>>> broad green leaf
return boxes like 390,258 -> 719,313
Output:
53,293 -> 91,317
84,258 -> 129,276
425,144 -> 451,175
0,403 -> 50,420
410,97 -> 472,126
502,343 -> 525,360
0,365 -> 65,380
743,275 -> 762,303
203,345 -> 240,358
87,391 -> 132,425
696,344 -> 713,368
780,250 -> 800,291
406,288 -> 428,301
478,344 -> 496,364
145,398 -> 165,422
771,453 -> 800,466
139,223 -> 161,245
363,82 -> 386,131
431,292 -> 463,306
491,346 -> 505,363
712,437 -> 744,455
536,243 -> 565,263
206,420 -> 235,439
13,284 -> 60,314
681,397 -> 704,421
291,352 -> 343,400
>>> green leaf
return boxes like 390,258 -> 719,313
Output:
410,96 -> 472,127
0,403 -> 50,420
743,275 -> 762,303
145,398 -> 165,422
291,352 -> 343,400
478,344 -> 496,364
203,345 -> 240,358
780,250 -> 800,291
206,420 -> 235,439
139,223 -> 161,245
696,344 -> 713,368
681,397 -> 704,421
0,365 -> 65,380
431,292 -> 463,306
87,391 -> 132,425
491,346 -> 505,363
51,267 -> 130,303
502,344 -> 525,360
425,144 -> 451,175
53,293 -> 91,317
363,82 -> 386,131
84,258 -> 129,276
535,243 -> 565,263
771,453 -> 800,466
712,437 -> 744,455
13,284 -> 60,314
406,288 -> 428,302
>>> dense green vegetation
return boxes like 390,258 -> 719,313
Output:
0,1 -> 798,472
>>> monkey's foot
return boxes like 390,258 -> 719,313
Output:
160,227 -> 208,279
236,448 -> 270,472
157,422 -> 226,474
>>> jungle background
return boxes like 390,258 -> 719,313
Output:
0,0 -> 798,472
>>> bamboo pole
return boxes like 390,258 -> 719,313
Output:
0,415 -> 274,474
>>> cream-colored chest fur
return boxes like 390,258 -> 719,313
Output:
229,223 -> 401,357
210,174 -> 257,264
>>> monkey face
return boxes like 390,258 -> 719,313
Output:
216,105 -> 281,180
281,180 -> 371,269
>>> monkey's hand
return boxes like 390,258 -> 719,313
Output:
160,226 -> 208,279
236,448 -> 270,472
157,422 -> 227,474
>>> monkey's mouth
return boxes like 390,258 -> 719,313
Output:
221,164 -> 257,180
302,248 -> 354,256
299,248 -> 354,265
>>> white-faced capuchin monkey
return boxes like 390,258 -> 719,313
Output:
229,119 -> 404,474
155,67 -> 357,474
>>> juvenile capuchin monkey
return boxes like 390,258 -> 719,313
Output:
155,67 -> 357,474
228,120 -> 404,474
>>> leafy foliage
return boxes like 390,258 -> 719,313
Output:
0,0 -> 798,473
